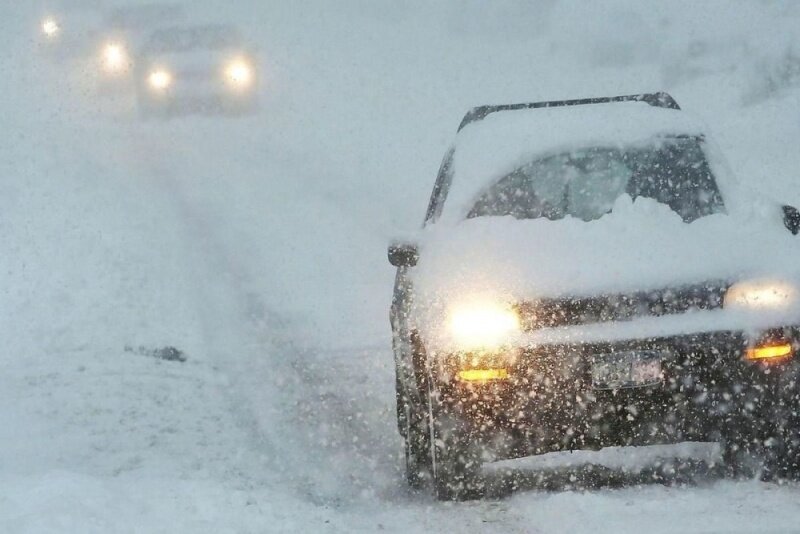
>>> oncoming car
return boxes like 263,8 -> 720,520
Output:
388,93 -> 800,500
93,3 -> 186,92
135,24 -> 258,117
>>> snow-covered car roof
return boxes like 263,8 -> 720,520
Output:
141,24 -> 243,54
104,3 -> 185,31
440,100 -> 711,223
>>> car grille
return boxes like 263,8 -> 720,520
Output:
516,280 -> 730,331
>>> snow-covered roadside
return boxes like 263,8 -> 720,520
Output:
0,349 -> 316,533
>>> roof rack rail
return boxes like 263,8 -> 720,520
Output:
457,92 -> 680,132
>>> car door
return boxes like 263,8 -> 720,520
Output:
390,147 -> 454,413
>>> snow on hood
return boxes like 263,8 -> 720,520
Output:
413,194 -> 800,304
442,101 -> 708,222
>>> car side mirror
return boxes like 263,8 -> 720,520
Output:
783,205 -> 800,235
388,241 -> 419,267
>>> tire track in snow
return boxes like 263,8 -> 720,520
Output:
117,126 -> 410,506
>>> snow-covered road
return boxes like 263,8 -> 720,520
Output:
4,1 -> 800,532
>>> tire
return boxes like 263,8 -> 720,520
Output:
761,415 -> 800,480
428,391 -> 483,501
396,376 -> 430,489
720,414 -> 800,481
720,437 -> 761,478
719,408 -> 769,479
766,374 -> 800,480
403,403 -> 431,489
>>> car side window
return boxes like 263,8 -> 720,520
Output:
424,147 -> 455,225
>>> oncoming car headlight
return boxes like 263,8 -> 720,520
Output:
102,42 -> 129,73
447,301 -> 520,350
724,279 -> 797,310
223,58 -> 254,89
41,18 -> 59,38
148,69 -> 173,91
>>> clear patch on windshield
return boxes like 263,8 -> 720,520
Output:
467,137 -> 725,223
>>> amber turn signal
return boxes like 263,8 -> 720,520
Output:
746,343 -> 793,361
458,368 -> 509,382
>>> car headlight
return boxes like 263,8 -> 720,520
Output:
447,301 -> 520,350
41,18 -> 59,38
148,69 -> 172,90
724,279 -> 797,310
224,58 -> 253,88
102,42 -> 129,73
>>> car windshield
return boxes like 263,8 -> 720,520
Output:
467,137 -> 725,223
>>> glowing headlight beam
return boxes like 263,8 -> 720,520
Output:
148,69 -> 172,90
724,279 -> 797,310
42,18 -> 59,38
102,43 -> 129,73
224,59 -> 253,87
448,302 -> 520,350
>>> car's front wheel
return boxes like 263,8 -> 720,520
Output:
396,375 -> 431,489
720,401 -> 800,480
766,374 -> 800,480
428,392 -> 483,501
720,436 -> 762,478
761,410 -> 800,480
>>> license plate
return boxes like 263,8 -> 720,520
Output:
591,351 -> 662,390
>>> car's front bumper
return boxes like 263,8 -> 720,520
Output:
436,326 -> 800,460
137,82 -> 257,114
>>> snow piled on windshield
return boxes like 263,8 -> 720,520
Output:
443,102 -> 707,222
414,195 -> 800,350
420,196 -> 788,297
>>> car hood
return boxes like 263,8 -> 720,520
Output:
412,196 -> 800,304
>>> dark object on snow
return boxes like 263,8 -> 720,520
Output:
125,345 -> 187,362
151,346 -> 187,362
783,205 -> 800,235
